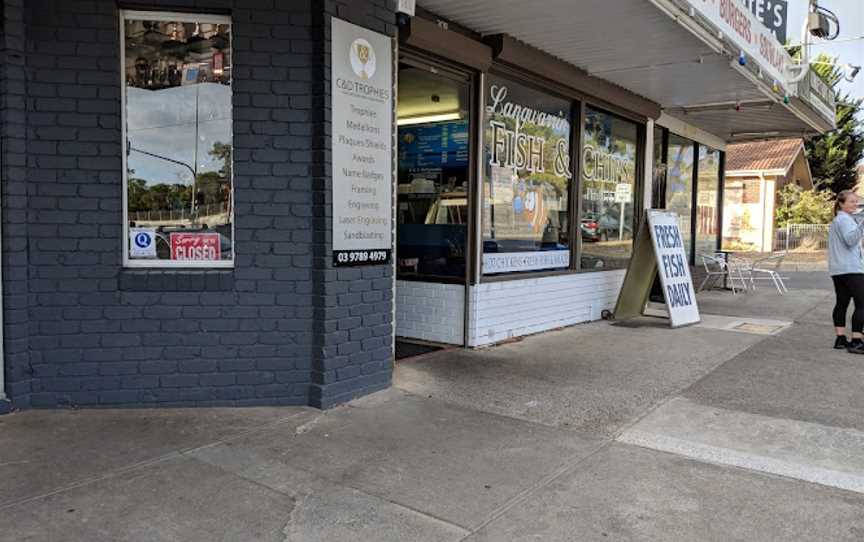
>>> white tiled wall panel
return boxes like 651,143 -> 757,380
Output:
467,270 -> 626,347
395,280 -> 465,345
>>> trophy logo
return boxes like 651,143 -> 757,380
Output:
349,37 -> 376,80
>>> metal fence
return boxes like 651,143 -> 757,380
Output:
773,223 -> 829,252
130,202 -> 229,223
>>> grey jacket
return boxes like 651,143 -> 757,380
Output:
828,211 -> 864,276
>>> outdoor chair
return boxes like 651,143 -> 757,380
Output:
697,252 -> 748,294
744,252 -> 789,294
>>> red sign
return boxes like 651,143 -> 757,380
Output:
170,233 -> 221,261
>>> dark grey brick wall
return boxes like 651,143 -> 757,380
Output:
309,0 -> 396,408
2,0 -> 397,410
19,0 -> 320,408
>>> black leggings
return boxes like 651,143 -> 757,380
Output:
833,274 -> 864,332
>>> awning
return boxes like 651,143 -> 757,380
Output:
416,0 -> 835,142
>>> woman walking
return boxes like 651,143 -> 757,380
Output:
829,190 -> 864,353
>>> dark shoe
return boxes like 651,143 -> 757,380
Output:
835,336 -> 850,349
847,341 -> 864,355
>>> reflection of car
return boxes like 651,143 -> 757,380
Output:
153,225 -> 233,260
597,211 -> 632,241
581,210 -> 633,242
580,213 -> 601,242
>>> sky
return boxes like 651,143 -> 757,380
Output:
126,83 -> 231,186
786,0 -> 864,102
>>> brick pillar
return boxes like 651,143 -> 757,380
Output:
310,0 -> 396,408
1,0 -> 30,411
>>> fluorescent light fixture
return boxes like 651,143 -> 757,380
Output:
397,112 -> 461,126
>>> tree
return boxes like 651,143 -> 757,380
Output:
775,184 -> 833,227
209,141 -> 231,180
802,53 -> 864,194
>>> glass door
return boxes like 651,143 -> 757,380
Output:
394,52 -> 475,348
396,56 -> 473,282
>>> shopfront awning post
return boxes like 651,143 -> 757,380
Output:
643,120 -> 654,213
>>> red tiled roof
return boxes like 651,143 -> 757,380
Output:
725,138 -> 804,173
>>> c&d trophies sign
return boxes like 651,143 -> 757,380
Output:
613,210 -> 700,328
330,17 -> 393,267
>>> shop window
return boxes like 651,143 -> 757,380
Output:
580,108 -> 638,271
482,75 -> 572,274
695,145 -> 721,254
396,63 -> 470,280
122,12 -> 233,267
665,134 -> 694,260
651,125 -> 667,209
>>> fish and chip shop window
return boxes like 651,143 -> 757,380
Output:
653,129 -> 724,260
696,145 -> 721,255
580,108 -> 638,271
482,75 -> 573,275
122,12 -> 233,268
666,134 -> 695,261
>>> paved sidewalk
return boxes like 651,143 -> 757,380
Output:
4,272 -> 864,541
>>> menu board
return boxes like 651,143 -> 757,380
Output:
398,121 -> 469,170
331,18 -> 393,267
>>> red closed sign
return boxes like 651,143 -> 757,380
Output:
170,233 -> 221,261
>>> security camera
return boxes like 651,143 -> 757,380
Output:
396,0 -> 415,16
808,12 -> 831,38
845,64 -> 861,82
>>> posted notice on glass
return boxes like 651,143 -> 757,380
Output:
330,17 -> 393,267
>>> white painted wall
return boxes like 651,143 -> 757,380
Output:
395,280 -> 465,345
762,178 -> 776,252
722,176 -> 776,252
467,270 -> 626,347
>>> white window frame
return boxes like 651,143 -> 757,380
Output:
120,10 -> 234,269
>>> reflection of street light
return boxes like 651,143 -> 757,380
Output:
128,143 -> 197,217
127,84 -> 202,217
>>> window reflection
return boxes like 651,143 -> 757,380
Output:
124,17 -> 232,263
651,126 -> 666,209
666,134 -> 694,260
696,146 -> 720,254
580,108 -> 638,271
482,76 -> 572,275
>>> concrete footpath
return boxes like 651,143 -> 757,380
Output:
3,272 -> 864,541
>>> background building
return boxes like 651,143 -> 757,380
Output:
722,139 -> 813,252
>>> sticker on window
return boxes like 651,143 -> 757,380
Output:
129,228 -> 157,258
170,232 -> 221,261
